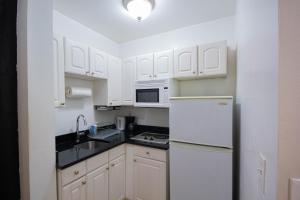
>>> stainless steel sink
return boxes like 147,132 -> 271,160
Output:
74,141 -> 105,150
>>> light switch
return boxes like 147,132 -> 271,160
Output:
258,153 -> 267,195
289,178 -> 300,200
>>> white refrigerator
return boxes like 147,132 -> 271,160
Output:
169,97 -> 233,200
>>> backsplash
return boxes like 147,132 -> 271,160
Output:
55,78 -> 169,136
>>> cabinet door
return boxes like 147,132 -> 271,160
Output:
62,177 -> 87,200
136,54 -> 154,81
89,47 -> 108,79
108,56 -> 122,106
174,46 -> 198,78
133,156 -> 166,200
87,164 -> 109,200
109,155 -> 126,200
65,38 -> 90,75
198,41 -> 227,77
154,50 -> 173,79
53,33 -> 65,107
122,58 -> 136,105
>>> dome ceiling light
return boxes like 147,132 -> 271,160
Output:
123,0 -> 155,21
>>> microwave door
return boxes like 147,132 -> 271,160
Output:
136,88 -> 159,103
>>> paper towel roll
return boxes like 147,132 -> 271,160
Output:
65,87 -> 92,98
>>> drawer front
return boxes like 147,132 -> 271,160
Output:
133,145 -> 166,162
86,151 -> 109,173
61,161 -> 86,186
109,144 -> 125,161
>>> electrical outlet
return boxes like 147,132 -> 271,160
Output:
258,153 -> 267,195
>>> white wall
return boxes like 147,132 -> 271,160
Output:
55,78 -> 95,134
18,0 -> 57,199
120,16 -> 236,97
53,10 -> 119,57
236,0 -> 278,200
118,107 -> 169,127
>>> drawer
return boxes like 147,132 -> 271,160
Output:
60,161 -> 86,186
109,144 -> 125,161
86,151 -> 108,173
133,145 -> 166,162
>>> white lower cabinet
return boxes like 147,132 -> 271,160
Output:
109,155 -> 126,200
62,176 -> 87,200
87,164 -> 109,200
126,145 -> 167,200
58,144 -> 167,200
133,157 -> 166,200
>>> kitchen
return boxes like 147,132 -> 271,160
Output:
2,0 -> 298,200
53,1 -> 235,199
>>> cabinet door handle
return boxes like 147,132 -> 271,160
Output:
153,75 -> 157,78
111,163 -> 115,167
74,170 -> 79,175
106,167 -> 109,170
133,159 -> 137,162
146,151 -> 150,155
82,181 -> 86,185
149,75 -> 152,77
193,71 -> 196,74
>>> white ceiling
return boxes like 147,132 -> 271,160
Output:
54,0 -> 236,43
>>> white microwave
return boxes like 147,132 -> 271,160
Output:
134,79 -> 169,108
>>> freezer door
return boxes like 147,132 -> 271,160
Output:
170,98 -> 233,148
170,141 -> 232,200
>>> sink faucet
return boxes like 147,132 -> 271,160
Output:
76,114 -> 87,143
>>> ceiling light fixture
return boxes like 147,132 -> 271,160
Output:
123,0 -> 154,21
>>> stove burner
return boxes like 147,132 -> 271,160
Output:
130,132 -> 169,145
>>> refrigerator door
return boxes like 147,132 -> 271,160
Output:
170,98 -> 233,148
170,141 -> 232,200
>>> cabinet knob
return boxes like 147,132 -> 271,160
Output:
74,170 -> 79,175
199,71 -> 203,74
146,151 -> 150,155
82,181 -> 86,185
193,71 -> 196,74
60,103 -> 65,106
133,159 -> 137,162
153,75 -> 157,78
109,102 -> 112,105
149,75 -> 152,77
111,163 -> 115,167
91,72 -> 94,75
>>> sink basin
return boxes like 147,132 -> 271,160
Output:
74,141 -> 106,150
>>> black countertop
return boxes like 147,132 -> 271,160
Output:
56,125 -> 169,169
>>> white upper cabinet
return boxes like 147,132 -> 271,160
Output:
53,33 -> 65,107
154,50 -> 173,79
108,56 -> 122,106
109,155 -> 126,200
89,47 -> 108,79
136,53 -> 154,81
198,41 -> 227,77
122,57 -> 136,105
174,46 -> 198,78
64,38 -> 90,75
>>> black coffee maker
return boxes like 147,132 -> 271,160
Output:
125,116 -> 136,132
